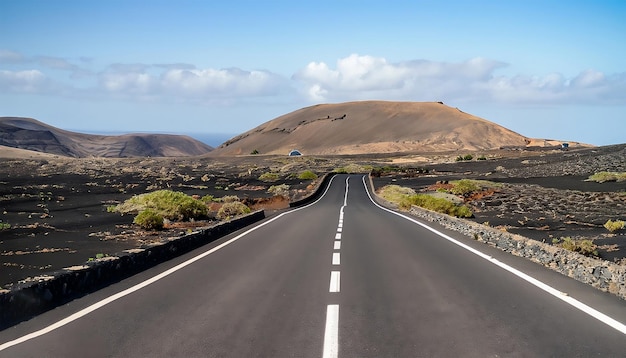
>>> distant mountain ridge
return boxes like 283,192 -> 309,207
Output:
0,117 -> 213,158
211,101 -> 583,156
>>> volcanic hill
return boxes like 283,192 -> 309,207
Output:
0,117 -> 213,158
212,101 -> 580,156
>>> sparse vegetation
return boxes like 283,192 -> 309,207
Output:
409,194 -> 473,218
438,179 -> 498,197
218,195 -> 240,203
378,185 -> 473,218
604,219 -> 625,233
0,221 -> 10,230
370,165 -> 429,177
250,149 -> 260,155
587,172 -> 626,183
554,237 -> 598,257
216,201 -> 251,220
268,184 -> 290,197
200,195 -> 215,204
116,190 -> 208,221
88,253 -> 111,261
377,185 -> 417,208
449,179 -> 481,196
298,170 -> 318,180
456,154 -> 474,161
259,172 -> 280,182
334,163 -> 370,173
134,209 -> 164,230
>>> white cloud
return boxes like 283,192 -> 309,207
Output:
95,64 -> 290,102
293,54 -> 626,105
0,69 -> 52,93
2,50 -> 624,107
0,50 -> 25,63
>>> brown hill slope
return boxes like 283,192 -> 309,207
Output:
0,117 -> 213,158
211,101 -> 557,156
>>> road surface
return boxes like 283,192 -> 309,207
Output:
1,174 -> 625,357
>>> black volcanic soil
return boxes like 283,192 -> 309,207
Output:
1,144 -> 625,288
371,144 -> 626,263
0,156 -> 324,287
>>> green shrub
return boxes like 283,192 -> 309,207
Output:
408,194 -> 473,218
604,219 -> 625,232
371,165 -> 401,176
259,172 -> 280,182
378,185 -> 472,217
116,190 -> 207,221
449,179 -> 480,196
217,201 -> 251,220
268,184 -> 290,197
556,237 -> 598,257
219,195 -> 240,203
298,170 -> 318,180
378,185 -> 417,208
250,149 -> 260,155
477,155 -> 487,160
455,154 -> 474,161
134,209 -> 164,230
587,172 -> 626,183
334,163 -> 369,173
0,222 -> 10,230
200,195 -> 215,204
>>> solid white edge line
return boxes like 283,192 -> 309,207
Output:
332,252 -> 341,265
0,176 -> 344,351
360,175 -> 626,335
343,177 -> 349,207
329,271 -> 341,293
322,304 -> 339,358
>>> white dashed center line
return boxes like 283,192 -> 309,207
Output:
323,176 -> 350,358
332,252 -> 341,265
329,271 -> 341,293
322,304 -> 339,358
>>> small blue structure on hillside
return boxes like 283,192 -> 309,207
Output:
288,149 -> 302,156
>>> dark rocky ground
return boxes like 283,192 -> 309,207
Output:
371,144 -> 626,263
1,144 -> 625,288
0,156 -> 326,287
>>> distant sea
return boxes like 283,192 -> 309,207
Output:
184,133 -> 237,147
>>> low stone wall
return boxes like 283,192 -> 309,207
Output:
289,173 -> 335,207
369,176 -> 626,300
411,205 -> 625,300
0,210 -> 265,330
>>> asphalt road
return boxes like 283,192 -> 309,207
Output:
1,174 -> 625,357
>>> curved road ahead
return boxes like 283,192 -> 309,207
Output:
1,174 -> 625,357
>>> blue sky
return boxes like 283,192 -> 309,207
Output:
1,0 -> 625,146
